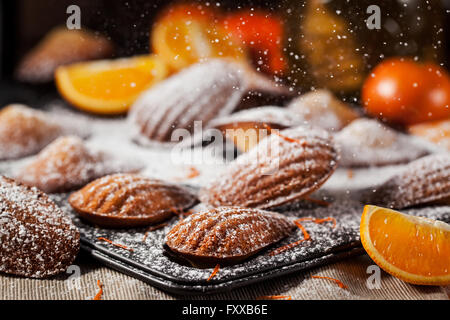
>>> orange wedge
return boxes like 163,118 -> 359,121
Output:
360,205 -> 450,286
152,4 -> 245,71
55,55 -> 168,115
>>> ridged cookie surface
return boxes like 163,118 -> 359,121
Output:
200,126 -> 339,209
129,59 -> 245,143
0,176 -> 80,278
373,154 -> 450,209
69,174 -> 197,228
166,206 -> 295,266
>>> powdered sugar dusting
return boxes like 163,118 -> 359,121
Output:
69,173 -> 197,225
166,207 -> 294,262
14,136 -> 142,193
50,190 -> 450,284
129,59 -> 245,143
0,176 -> 79,278
287,89 -> 359,132
209,106 -> 303,129
335,118 -> 434,167
369,153 -> 450,209
1,102 -> 449,289
0,104 -> 89,160
200,126 -> 339,209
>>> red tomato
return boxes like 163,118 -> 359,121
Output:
362,58 -> 450,125
222,11 -> 286,74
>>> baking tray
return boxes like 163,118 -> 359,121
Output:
50,192 -> 450,295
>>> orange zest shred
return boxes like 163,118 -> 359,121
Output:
186,166 -> 200,179
347,169 -> 354,179
303,196 -> 331,207
170,207 -> 183,215
269,219 -> 311,256
263,123 -> 306,146
311,276 -> 348,289
93,280 -> 103,300
97,237 -> 134,252
297,216 -> 337,229
207,264 -> 220,282
142,223 -> 168,242
256,295 -> 292,300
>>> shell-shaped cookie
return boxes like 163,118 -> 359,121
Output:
287,89 -> 359,132
16,27 -> 113,83
0,176 -> 80,278
0,104 -> 87,160
166,206 -> 295,266
199,126 -> 339,209
409,119 -> 450,151
372,154 -> 450,209
69,174 -> 198,228
335,118 -> 432,167
128,59 -> 245,143
209,106 -> 303,130
209,106 -> 304,152
15,136 -> 142,193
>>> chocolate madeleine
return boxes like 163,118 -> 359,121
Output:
166,206 -> 295,266
200,126 -> 339,209
69,174 -> 197,228
0,176 -> 80,278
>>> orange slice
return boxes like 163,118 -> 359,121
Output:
55,55 -> 168,115
152,4 -> 245,71
360,205 -> 450,286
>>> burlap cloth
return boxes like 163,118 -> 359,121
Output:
1,252 -> 448,300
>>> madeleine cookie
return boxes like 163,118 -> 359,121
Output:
129,59 -> 245,143
209,106 -> 303,152
166,206 -> 295,266
0,176 -> 79,278
335,118 -> 431,167
16,136 -> 142,193
372,154 -> 450,209
200,126 -> 339,209
16,27 -> 113,83
69,174 -> 197,228
287,90 -> 359,132
0,104 -> 87,160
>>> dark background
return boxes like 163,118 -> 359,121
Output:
0,0 -> 449,106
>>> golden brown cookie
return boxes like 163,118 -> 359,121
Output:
409,119 -> 450,151
69,174 -> 197,228
200,126 -> 339,209
209,106 -> 303,152
166,206 -> 295,266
